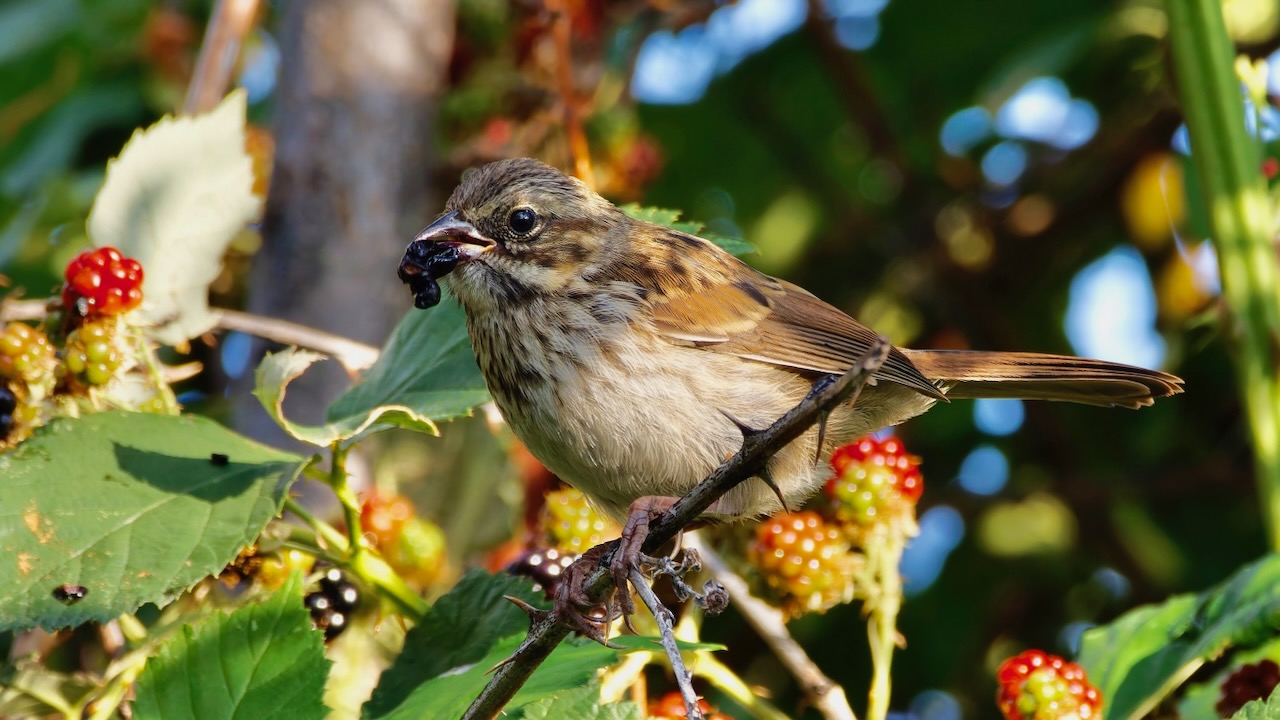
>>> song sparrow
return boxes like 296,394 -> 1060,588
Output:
398,158 -> 1182,626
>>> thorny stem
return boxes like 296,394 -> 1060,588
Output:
864,531 -> 906,720
461,341 -> 887,720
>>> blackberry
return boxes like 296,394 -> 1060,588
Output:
541,487 -> 618,553
1217,659 -> 1280,717
305,567 -> 361,641
996,649 -> 1102,720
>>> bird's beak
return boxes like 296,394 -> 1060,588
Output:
410,211 -> 494,259
398,210 -> 495,290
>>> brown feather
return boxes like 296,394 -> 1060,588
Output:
901,349 -> 1184,408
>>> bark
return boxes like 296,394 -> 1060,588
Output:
237,0 -> 455,439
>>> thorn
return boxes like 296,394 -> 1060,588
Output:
718,408 -> 762,438
505,595 -> 548,622
813,408 -> 830,465
758,465 -> 791,513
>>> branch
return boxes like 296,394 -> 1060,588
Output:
184,0 -> 260,114
0,300 -> 380,375
462,340 -> 890,720
687,535 -> 857,720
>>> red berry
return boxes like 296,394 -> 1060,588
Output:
62,246 -> 144,318
749,511 -> 858,616
359,492 -> 416,550
1263,158 -> 1279,179
1217,659 -> 1280,717
996,650 -> 1102,720
826,435 -> 923,532
648,691 -> 730,720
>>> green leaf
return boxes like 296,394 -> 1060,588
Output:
619,203 -> 755,256
1231,686 -> 1280,720
253,348 -> 431,447
1078,554 -> 1280,720
363,570 -> 545,718
132,573 -> 330,720
369,633 -> 621,720
0,412 -> 303,631
325,296 -> 490,441
86,90 -> 261,346
519,683 -> 643,720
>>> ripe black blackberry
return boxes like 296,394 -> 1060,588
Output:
305,567 -> 361,640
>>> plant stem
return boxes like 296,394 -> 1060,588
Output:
283,496 -> 428,620
1167,0 -> 1280,548
864,531 -> 906,720
136,334 -> 180,415
697,656 -> 792,720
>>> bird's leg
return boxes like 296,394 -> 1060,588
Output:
609,495 -> 678,618
551,544 -> 622,645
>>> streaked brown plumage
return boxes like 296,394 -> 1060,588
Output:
400,158 -> 1183,524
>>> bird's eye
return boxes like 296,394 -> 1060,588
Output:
508,207 -> 539,236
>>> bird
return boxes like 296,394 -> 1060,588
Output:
396,157 -> 1182,620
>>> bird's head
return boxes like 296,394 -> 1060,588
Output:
398,158 -> 630,311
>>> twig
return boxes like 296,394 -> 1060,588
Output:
462,340 -> 889,720
184,0 -> 261,114
631,566 -> 702,720
1,300 -> 380,375
688,535 -> 856,720
545,0 -> 596,188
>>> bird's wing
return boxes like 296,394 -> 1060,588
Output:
639,243 -> 943,398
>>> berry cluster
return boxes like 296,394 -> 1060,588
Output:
0,322 -> 56,387
359,492 -> 447,589
63,321 -> 126,386
1217,659 -> 1280,717
305,567 -> 360,641
825,435 -> 923,535
996,650 -> 1102,720
62,247 -> 144,318
648,691 -> 730,720
541,486 -> 618,553
748,511 -> 858,616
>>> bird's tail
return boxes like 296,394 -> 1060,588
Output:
899,349 -> 1184,409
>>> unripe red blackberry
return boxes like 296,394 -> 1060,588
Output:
61,246 -> 144,318
1217,659 -> 1280,717
996,649 -> 1102,720
540,487 -> 618,553
359,491 -> 416,550
825,435 -> 923,534
748,511 -> 858,616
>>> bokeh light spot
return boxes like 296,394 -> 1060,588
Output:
939,106 -> 992,157
973,398 -> 1025,436
957,444 -> 1009,496
902,505 -> 965,595
981,141 -> 1027,186
1065,245 -> 1166,368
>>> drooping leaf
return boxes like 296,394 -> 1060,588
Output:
0,412 -> 303,631
520,684 -> 643,720
620,203 -> 755,256
325,296 -> 489,440
363,570 -> 544,718
86,90 -> 261,346
1078,554 -> 1280,720
132,573 -> 329,720
253,348 -> 437,447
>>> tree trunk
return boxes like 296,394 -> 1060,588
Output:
237,0 -> 455,441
